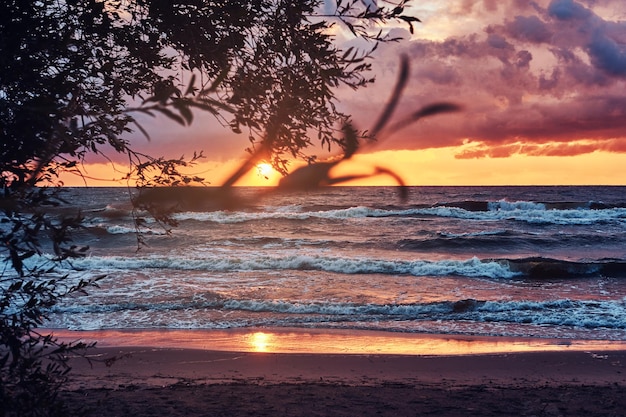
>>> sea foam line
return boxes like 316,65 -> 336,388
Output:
58,254 -> 519,279
167,205 -> 626,226
50,298 -> 626,330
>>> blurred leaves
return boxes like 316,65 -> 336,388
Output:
275,56 -> 460,198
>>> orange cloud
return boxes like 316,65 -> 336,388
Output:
455,139 -> 626,159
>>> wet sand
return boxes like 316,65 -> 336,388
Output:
56,329 -> 626,416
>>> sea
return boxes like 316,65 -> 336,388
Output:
39,186 -> 626,342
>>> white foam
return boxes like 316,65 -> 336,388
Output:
47,296 -> 626,333
488,200 -> 546,211
62,254 -> 518,279
424,206 -> 626,225
164,204 -> 626,226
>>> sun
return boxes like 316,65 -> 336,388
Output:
256,162 -> 275,179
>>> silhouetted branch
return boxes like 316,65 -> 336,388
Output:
274,55 -> 461,198
369,54 -> 410,138
384,103 -> 462,137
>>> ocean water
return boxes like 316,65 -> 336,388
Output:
38,186 -> 626,341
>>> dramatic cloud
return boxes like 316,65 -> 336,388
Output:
105,0 -> 625,168
548,0 -> 593,20
507,15 -> 553,43
589,33 -> 626,77
344,0 -> 626,159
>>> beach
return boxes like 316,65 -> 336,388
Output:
42,186 -> 626,415
57,329 -> 626,416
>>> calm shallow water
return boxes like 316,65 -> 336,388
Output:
38,186 -> 626,341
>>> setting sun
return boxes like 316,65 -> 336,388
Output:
256,163 -> 275,179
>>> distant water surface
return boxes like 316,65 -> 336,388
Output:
37,186 -> 626,341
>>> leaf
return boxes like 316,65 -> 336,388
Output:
190,101 -> 220,116
341,47 -> 354,60
229,119 -> 243,134
413,102 -> 462,118
9,280 -> 23,291
204,66 -> 230,93
345,21 -> 357,36
385,102 -> 462,136
369,54 -> 409,137
155,107 -> 186,126
399,15 -> 422,23
133,119 -> 152,141
193,96 -> 234,113
174,101 -> 194,125
184,74 -> 197,96
142,95 -> 160,104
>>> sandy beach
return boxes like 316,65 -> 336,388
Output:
53,329 -> 626,416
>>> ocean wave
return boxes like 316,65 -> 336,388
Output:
171,206 -> 394,223
497,257 -> 626,279
437,199 -> 626,211
90,224 -> 167,235
20,252 -> 626,280
160,203 -> 626,226
50,297 -> 626,331
61,254 -> 518,279
397,231 -> 623,252
437,229 -> 510,238
77,197 -> 626,228
226,298 -> 626,329
421,205 -> 626,225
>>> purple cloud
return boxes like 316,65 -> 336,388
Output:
548,0 -> 593,20
352,0 -> 626,157
588,33 -> 626,77
108,1 -> 626,164
508,15 -> 553,43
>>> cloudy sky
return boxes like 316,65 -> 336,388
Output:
72,0 -> 626,186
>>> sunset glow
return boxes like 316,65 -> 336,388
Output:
61,147 -> 626,187
255,163 -> 277,181
59,0 -> 626,187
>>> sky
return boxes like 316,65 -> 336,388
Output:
66,0 -> 626,186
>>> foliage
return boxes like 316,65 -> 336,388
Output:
1,0 -> 416,185
1,187 -> 104,417
1,1 -> 419,414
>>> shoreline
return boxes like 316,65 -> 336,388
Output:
50,327 -> 626,355
56,327 -> 626,388
48,328 -> 626,356
54,328 -> 626,416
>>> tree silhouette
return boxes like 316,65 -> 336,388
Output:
1,0 -> 417,190
1,1 -> 419,414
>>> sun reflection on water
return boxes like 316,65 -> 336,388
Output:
50,328 -> 626,356
248,332 -> 272,352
